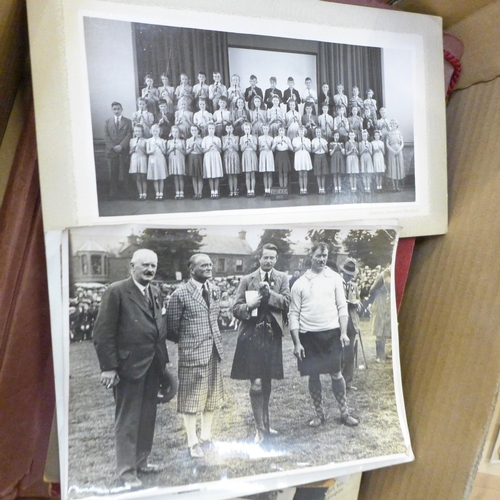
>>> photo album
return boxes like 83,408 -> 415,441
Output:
27,0 -> 447,498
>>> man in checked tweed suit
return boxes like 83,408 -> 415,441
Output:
166,253 -> 224,459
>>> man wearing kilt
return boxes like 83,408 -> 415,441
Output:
231,244 -> 291,443
288,242 -> 359,428
166,254 -> 224,459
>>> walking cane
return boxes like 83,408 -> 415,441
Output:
357,329 -> 368,370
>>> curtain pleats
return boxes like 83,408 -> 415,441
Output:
134,24 -> 230,90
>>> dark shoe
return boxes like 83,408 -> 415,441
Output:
137,463 -> 160,474
123,477 -> 142,489
341,413 -> 359,427
199,437 -> 213,446
189,443 -> 204,458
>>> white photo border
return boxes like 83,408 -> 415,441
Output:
50,221 -> 413,500
29,0 -> 447,237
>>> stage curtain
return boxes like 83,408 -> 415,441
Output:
317,43 -> 384,109
134,24 -> 229,91
0,99 -> 55,499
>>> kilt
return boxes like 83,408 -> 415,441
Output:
230,318 -> 284,381
177,345 -> 224,413
298,328 -> 343,376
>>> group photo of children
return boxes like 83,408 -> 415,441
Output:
85,17 -> 416,216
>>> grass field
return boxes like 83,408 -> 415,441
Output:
68,319 -> 406,497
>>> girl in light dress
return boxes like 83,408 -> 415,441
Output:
359,129 -> 374,193
267,96 -> 284,138
272,125 -> 292,188
311,126 -> 329,195
345,130 -> 359,192
175,73 -> 194,111
240,121 -> 258,197
258,123 -> 275,197
249,95 -> 267,137
222,123 -> 241,197
158,73 -> 175,116
232,97 -> 249,137
292,126 -> 312,195
386,118 -> 405,191
129,124 -> 148,200
146,124 -> 167,200
202,122 -> 223,199
193,98 -> 213,138
329,131 -> 345,193
185,124 -> 204,199
227,74 -> 243,112
213,96 -> 231,138
174,99 -> 193,140
285,99 -> 301,141
318,103 -> 334,141
348,105 -> 363,142
167,125 -> 186,200
132,97 -> 155,138
141,74 -> 160,114
371,130 -> 386,191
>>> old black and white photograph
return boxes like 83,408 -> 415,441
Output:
66,224 -> 411,499
83,11 -> 419,221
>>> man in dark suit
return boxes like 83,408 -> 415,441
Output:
231,244 -> 291,443
166,254 -> 224,459
93,249 -> 169,488
104,101 -> 133,199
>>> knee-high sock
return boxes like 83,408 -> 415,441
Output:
331,375 -> 349,416
308,376 -> 324,419
262,379 -> 272,432
250,387 -> 265,431
200,411 -> 214,441
182,413 -> 198,448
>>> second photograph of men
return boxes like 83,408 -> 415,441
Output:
67,224 -> 408,498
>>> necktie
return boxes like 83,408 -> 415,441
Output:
202,284 -> 210,307
115,117 -> 119,132
264,272 -> 270,283
144,287 -> 153,311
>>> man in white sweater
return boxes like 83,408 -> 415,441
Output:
288,242 -> 359,428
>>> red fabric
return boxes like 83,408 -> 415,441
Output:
0,102 -> 55,499
395,238 -> 415,312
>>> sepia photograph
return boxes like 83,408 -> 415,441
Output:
85,15 -> 417,218
65,224 -> 411,499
